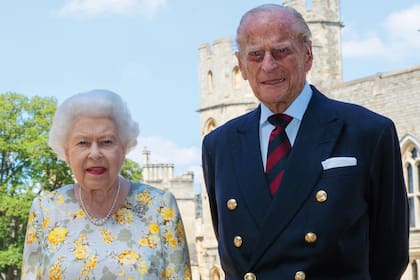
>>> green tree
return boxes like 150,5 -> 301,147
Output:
0,93 -> 71,279
0,193 -> 33,280
0,92 -> 142,279
121,158 -> 143,182
0,93 -> 72,194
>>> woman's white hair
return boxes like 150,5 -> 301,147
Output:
48,89 -> 139,161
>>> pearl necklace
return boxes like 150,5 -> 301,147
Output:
78,179 -> 121,226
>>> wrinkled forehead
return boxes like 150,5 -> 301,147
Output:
70,116 -> 118,135
238,10 -> 297,49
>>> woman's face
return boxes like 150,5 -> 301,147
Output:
65,117 -> 126,191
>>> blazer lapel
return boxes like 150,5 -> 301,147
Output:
229,106 -> 272,226
249,88 -> 345,267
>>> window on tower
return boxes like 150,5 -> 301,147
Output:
233,66 -> 241,89
401,137 -> 420,229
207,71 -> 214,93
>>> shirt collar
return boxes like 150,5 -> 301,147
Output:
260,82 -> 313,125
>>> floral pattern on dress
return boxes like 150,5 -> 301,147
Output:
21,181 -> 191,280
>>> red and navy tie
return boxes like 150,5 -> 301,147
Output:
266,114 -> 292,195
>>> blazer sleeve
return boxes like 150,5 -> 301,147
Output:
201,134 -> 219,240
368,121 -> 409,279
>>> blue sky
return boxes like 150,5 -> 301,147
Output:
1,0 -> 419,190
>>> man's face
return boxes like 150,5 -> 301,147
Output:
236,10 -> 313,113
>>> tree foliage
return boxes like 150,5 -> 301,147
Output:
121,158 -> 143,182
0,92 -> 70,279
0,92 -> 142,279
0,192 -> 33,279
0,93 -> 72,194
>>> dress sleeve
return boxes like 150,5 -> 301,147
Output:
159,191 -> 192,280
21,196 -> 44,279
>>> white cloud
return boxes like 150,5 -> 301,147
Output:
342,36 -> 386,58
127,136 -> 202,185
342,4 -> 420,61
383,4 -> 420,49
58,0 -> 167,19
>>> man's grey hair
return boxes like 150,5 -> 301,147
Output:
236,4 -> 312,52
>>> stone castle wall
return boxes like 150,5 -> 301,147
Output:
329,66 -> 420,141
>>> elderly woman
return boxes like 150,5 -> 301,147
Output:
21,90 -> 191,279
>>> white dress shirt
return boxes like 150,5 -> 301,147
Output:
259,82 -> 313,170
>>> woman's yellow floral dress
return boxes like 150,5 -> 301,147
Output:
21,181 -> 191,280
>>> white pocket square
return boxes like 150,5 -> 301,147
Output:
321,157 -> 357,170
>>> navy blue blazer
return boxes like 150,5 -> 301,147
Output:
202,86 -> 409,280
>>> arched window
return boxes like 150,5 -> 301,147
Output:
204,118 -> 216,135
412,260 -> 418,280
210,267 -> 221,280
401,136 -> 420,229
207,71 -> 214,93
232,66 -> 241,89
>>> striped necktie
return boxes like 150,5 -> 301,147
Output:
266,114 -> 292,195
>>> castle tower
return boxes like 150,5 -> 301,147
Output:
197,38 -> 258,137
283,0 -> 343,90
